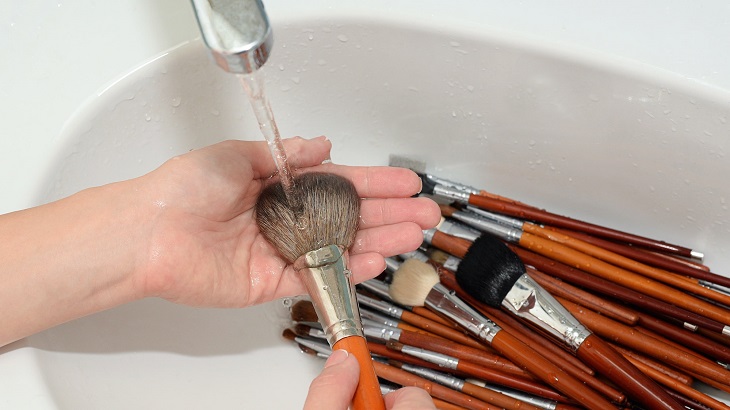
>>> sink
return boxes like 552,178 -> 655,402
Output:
2,1 -> 730,408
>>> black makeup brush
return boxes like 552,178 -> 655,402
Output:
455,233 -> 684,410
255,172 -> 385,410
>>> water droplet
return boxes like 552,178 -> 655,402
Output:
449,41 -> 461,47
317,59 -> 327,66
278,64 -> 285,71
210,108 -> 220,116
337,34 -> 348,42
171,97 -> 181,107
588,94 -> 599,102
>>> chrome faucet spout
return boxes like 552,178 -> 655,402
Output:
191,0 -> 273,74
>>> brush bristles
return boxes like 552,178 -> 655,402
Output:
389,258 -> 441,307
255,172 -> 360,264
455,234 -> 525,307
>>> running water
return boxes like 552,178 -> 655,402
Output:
239,70 -> 295,198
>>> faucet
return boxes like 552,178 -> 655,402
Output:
190,0 -> 273,74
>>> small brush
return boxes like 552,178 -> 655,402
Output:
388,259 -> 617,410
454,233 -> 684,410
256,172 -> 385,410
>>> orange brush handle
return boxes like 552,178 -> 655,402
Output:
576,334 -> 684,410
332,335 -> 385,410
490,330 -> 616,410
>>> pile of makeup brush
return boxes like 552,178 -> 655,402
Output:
281,171 -> 730,410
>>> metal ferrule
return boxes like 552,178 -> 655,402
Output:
426,174 -> 480,195
466,379 -> 557,410
384,257 -> 401,273
454,213 -> 523,243
503,274 -> 591,351
360,308 -> 404,330
399,345 -> 459,370
422,228 -> 437,245
358,279 -> 392,301
699,280 -> 730,296
295,335 -> 332,356
432,184 -> 471,203
357,293 -> 404,319
437,218 -> 481,242
294,245 -> 363,346
399,363 -> 465,391
190,0 -> 273,74
691,250 -> 705,261
465,205 -> 526,229
440,254 -> 461,272
362,321 -> 401,343
425,283 -> 501,343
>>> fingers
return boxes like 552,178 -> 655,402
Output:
359,197 -> 441,230
228,136 -> 333,178
384,387 -> 437,410
351,222 -> 428,257
310,164 -> 423,199
303,350 -> 360,410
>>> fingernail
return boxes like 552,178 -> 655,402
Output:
325,349 -> 349,368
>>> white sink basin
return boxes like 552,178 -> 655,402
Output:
2,1 -> 730,408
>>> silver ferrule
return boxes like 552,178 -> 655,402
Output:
399,345 -> 459,370
399,250 -> 429,263
437,218 -> 481,242
464,206 -> 526,229
294,245 -> 363,346
399,363 -> 465,391
432,184 -> 471,203
359,279 -> 392,301
691,250 -> 705,261
426,174 -> 480,195
191,0 -> 273,74
360,308 -> 404,330
357,293 -> 404,319
296,335 -> 332,356
455,213 -> 523,243
503,274 -> 590,351
384,257 -> 402,273
439,254 -> 462,272
425,283 -> 501,343
699,280 -> 730,296
362,321 -> 401,343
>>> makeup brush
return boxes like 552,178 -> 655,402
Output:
444,210 -> 730,333
454,233 -> 684,410
388,259 -> 617,410
255,172 -> 385,410
418,174 -> 702,260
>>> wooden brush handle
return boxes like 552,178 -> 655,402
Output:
560,298 -> 730,387
399,310 -> 486,350
527,267 -> 639,325
460,381 -> 543,410
372,361 -> 498,410
511,244 -> 728,334
430,230 -> 471,258
619,354 -> 730,410
332,335 -> 385,410
518,231 -> 730,327
524,224 -> 730,307
466,193 -> 694,258
576,334 -> 684,410
553,227 -> 730,288
490,330 -> 616,410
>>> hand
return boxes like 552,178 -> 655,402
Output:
0,136 -> 440,347
134,136 -> 440,307
303,350 -> 436,410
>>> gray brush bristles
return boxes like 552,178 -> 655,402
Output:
255,172 -> 361,264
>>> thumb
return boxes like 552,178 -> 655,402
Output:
303,350 -> 360,410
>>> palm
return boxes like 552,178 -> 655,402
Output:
136,137 -> 439,308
